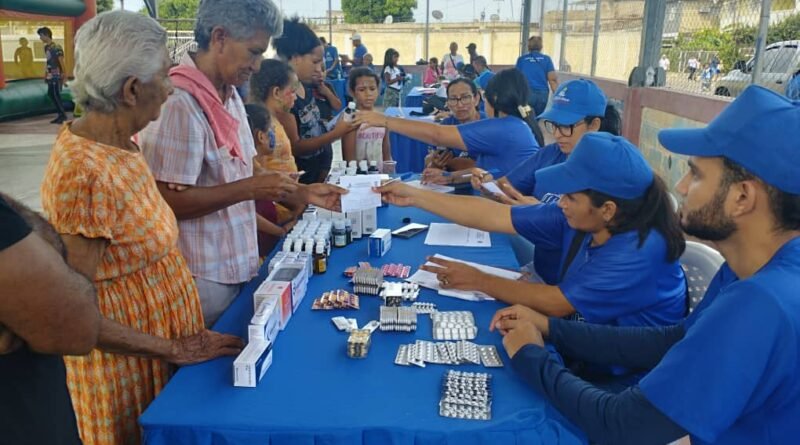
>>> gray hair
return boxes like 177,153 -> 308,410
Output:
71,11 -> 167,113
194,0 -> 283,50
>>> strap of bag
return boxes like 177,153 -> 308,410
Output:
559,231 -> 587,282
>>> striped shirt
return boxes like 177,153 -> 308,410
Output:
138,53 -> 258,285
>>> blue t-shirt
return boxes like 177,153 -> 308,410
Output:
503,143 -> 567,284
476,69 -> 495,90
324,45 -> 341,79
515,51 -> 555,92
504,143 -> 566,203
457,116 -> 539,177
510,203 -> 687,327
353,44 -> 368,65
640,237 -> 800,445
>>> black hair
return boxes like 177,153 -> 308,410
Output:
383,48 -> 399,69
430,57 -> 439,65
349,67 -> 381,92
584,175 -> 686,262
272,17 -> 321,59
244,103 -> 272,134
484,69 -> 544,146
473,55 -> 487,67
36,27 -> 53,38
319,36 -> 326,43
250,59 -> 294,104
722,158 -> 800,232
446,78 -> 478,97
584,104 -> 622,136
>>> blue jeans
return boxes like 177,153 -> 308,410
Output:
528,89 -> 549,117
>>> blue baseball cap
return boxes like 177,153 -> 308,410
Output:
537,79 -> 607,124
536,132 -> 654,200
658,85 -> 800,194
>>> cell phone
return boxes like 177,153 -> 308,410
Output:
394,227 -> 427,239
392,223 -> 429,239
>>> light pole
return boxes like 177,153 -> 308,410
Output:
425,0 -> 430,61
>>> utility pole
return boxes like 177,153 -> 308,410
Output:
328,0 -> 333,43
751,0 -> 772,85
425,0 -> 430,61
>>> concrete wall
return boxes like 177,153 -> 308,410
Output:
312,21 -> 643,82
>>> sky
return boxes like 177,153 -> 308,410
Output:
114,0 -> 532,24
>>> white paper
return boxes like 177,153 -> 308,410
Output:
339,175 -> 383,213
405,179 -> 455,194
481,181 -> 509,198
424,223 -> 491,248
406,254 -> 522,301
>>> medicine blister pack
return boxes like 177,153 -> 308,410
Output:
439,370 -> 492,421
431,311 -> 478,340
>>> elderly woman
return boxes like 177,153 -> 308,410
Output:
40,11 -> 244,445
138,1 -> 344,327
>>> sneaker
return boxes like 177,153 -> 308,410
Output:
51,116 -> 67,124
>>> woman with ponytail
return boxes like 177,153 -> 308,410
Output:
354,68 -> 540,178
375,132 -> 687,361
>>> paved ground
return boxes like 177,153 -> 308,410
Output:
0,113 -> 62,211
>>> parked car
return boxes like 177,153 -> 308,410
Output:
715,40 -> 800,97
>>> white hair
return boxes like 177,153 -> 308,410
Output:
71,11 -> 167,113
194,0 -> 283,50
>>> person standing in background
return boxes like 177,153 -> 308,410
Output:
423,57 -> 442,86
37,27 -> 68,124
441,42 -> 464,81
382,48 -> 404,107
659,55 -> 670,72
350,33 -> 368,67
320,37 -> 341,80
14,37 -> 36,78
687,56 -> 698,81
466,43 -> 479,65
516,36 -> 558,117
473,56 -> 494,91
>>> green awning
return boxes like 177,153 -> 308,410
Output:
1,0 -> 87,17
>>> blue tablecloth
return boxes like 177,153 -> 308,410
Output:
140,206 -> 586,445
329,78 -> 348,111
386,107 -> 433,173
405,86 -> 433,107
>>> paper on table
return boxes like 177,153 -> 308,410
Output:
405,180 -> 455,194
481,181 -> 509,198
424,223 -> 491,248
339,175 -> 383,213
406,254 -> 522,301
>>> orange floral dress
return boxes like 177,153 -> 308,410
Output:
40,126 -> 204,445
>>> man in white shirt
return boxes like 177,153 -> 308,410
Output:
659,55 -> 670,72
687,57 -> 698,81
441,42 -> 464,81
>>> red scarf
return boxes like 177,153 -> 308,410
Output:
169,65 -> 245,162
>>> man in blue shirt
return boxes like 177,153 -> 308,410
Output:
786,69 -> 800,100
473,56 -> 494,91
515,36 -> 558,117
350,33 -> 368,67
494,86 -> 800,445
320,37 -> 341,80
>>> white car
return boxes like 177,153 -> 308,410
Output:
714,40 -> 800,97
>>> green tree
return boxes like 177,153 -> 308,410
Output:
96,0 -> 114,13
342,0 -> 416,23
155,0 -> 200,19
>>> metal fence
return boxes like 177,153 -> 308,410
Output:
540,0 -> 800,98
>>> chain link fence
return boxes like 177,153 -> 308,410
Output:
542,0 -> 799,98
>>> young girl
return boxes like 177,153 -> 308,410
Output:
250,59 -> 303,225
382,48 -> 403,107
244,103 -> 295,258
343,67 -> 392,165
423,57 -> 441,86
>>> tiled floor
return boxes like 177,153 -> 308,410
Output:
0,113 -> 61,211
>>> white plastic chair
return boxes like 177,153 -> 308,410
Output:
680,241 -> 725,312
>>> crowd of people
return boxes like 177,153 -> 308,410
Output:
1,1 -> 799,445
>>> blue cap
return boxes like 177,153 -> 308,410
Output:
658,85 -> 800,194
537,79 -> 607,124
536,132 -> 654,200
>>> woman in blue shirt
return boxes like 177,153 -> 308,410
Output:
422,79 -> 486,183
376,132 -> 687,330
472,79 -> 622,284
354,69 -> 540,178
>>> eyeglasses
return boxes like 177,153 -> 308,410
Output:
543,120 -> 586,137
447,94 -> 474,105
